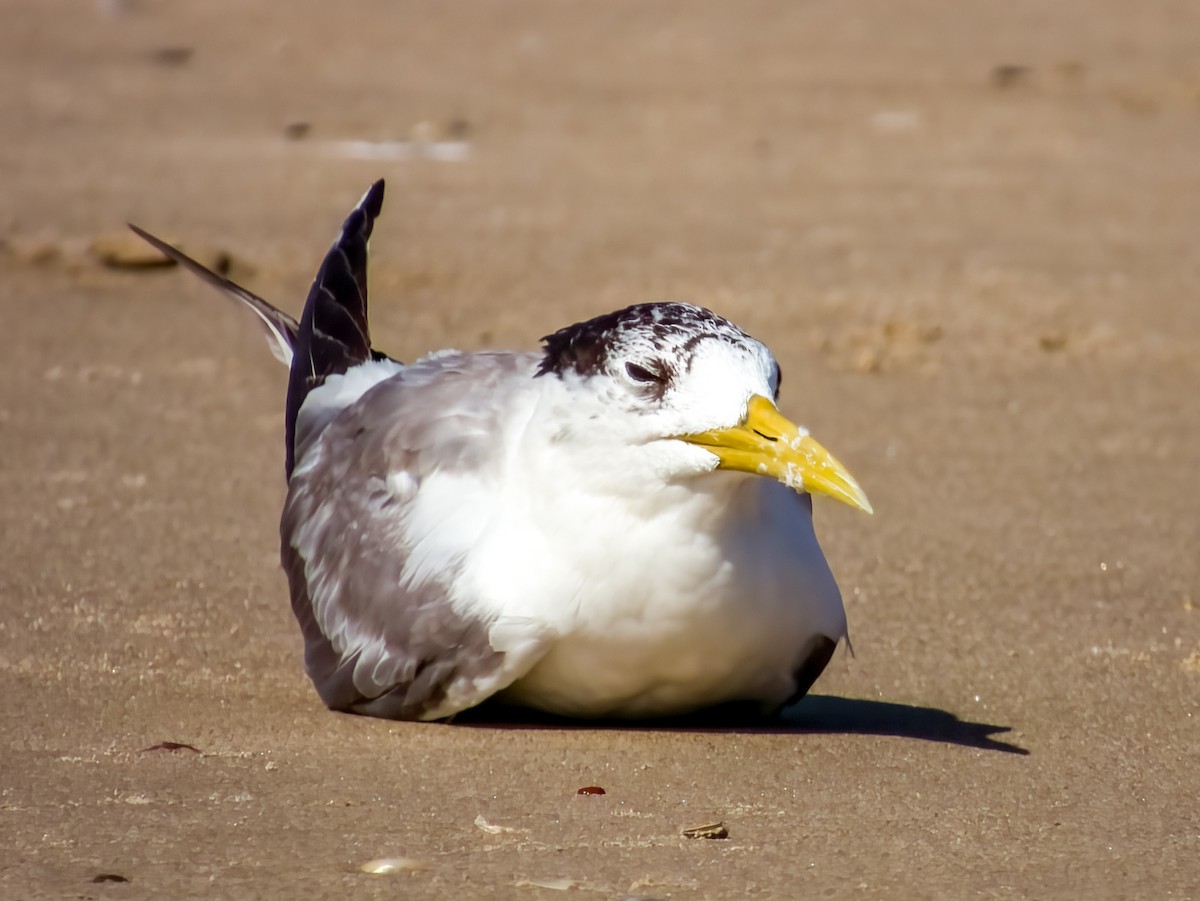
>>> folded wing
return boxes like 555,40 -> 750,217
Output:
282,352 -> 555,720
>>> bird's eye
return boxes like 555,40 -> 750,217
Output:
625,361 -> 662,384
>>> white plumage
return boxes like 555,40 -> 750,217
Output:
132,180 -> 871,721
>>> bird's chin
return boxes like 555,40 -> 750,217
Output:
654,440 -> 725,482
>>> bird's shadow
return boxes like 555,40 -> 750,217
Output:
457,694 -> 1029,755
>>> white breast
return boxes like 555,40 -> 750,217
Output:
472,469 -> 846,718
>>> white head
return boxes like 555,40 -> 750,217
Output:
536,303 -> 871,512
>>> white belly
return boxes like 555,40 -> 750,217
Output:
483,475 -> 847,718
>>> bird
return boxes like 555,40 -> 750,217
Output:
130,179 -> 872,722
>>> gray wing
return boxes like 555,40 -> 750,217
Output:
280,351 -> 555,721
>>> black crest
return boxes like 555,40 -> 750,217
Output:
536,302 -> 750,380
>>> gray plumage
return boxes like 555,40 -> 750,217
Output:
131,180 -> 870,722
281,353 -> 546,719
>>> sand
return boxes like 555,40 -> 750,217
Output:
2,1 -> 1198,898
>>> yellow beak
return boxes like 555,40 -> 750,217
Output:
680,394 -> 873,513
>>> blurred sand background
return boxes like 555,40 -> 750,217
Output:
2,1 -> 1198,897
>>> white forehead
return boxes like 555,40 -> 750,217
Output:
669,332 -> 778,413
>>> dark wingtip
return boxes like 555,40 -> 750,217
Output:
362,179 -> 385,219
127,222 -> 172,256
126,221 -> 301,364
284,179 -> 389,477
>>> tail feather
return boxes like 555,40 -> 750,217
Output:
126,224 -> 299,365
285,179 -> 386,477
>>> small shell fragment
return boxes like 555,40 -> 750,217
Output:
681,821 -> 729,840
141,741 -> 201,754
474,814 -> 518,834
91,873 -> 130,884
515,877 -> 578,890
360,857 -> 429,874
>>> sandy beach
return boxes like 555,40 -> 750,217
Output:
2,1 -> 1198,897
